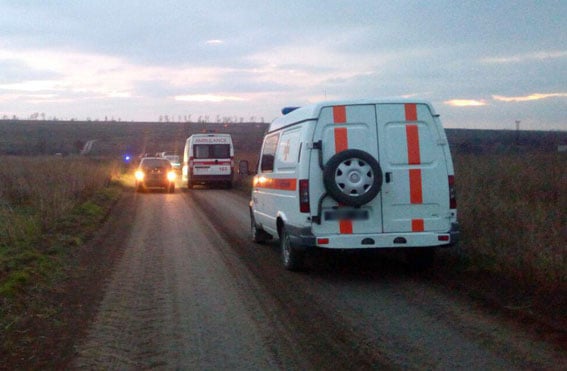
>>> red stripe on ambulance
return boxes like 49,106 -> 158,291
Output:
405,104 -> 424,232
333,105 -> 353,235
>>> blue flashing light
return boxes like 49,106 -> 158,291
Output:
281,106 -> 300,115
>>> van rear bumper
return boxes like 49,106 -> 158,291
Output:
189,174 -> 233,183
289,223 -> 460,250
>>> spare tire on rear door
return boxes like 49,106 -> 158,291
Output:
323,149 -> 383,207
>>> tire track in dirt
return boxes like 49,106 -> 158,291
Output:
72,192 -> 299,369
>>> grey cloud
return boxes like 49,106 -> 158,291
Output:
0,59 -> 61,84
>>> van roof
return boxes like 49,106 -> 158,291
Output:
269,98 -> 435,133
187,133 -> 233,142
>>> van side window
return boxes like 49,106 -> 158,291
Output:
260,133 -> 280,173
275,128 -> 301,171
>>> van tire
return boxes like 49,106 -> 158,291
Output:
187,180 -> 193,189
280,225 -> 304,271
323,149 -> 383,207
250,214 -> 270,243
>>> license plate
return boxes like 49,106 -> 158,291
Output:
324,209 -> 369,221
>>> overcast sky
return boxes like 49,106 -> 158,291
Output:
0,0 -> 565,130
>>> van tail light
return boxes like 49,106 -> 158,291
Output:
448,175 -> 457,209
299,179 -> 310,213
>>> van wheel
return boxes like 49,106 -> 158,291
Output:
280,226 -> 304,271
187,180 -> 193,189
323,149 -> 383,207
168,184 -> 175,193
250,214 -> 269,243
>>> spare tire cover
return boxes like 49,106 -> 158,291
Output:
323,149 -> 383,207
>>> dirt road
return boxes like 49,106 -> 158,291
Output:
72,188 -> 564,370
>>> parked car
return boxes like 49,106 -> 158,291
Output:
249,99 -> 459,271
135,157 -> 176,193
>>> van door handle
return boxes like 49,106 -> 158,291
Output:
385,172 -> 392,183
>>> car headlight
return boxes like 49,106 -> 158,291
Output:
167,171 -> 177,181
135,170 -> 145,181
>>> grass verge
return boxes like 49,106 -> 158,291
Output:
0,156 -> 125,367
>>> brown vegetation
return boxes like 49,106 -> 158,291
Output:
452,152 -> 566,292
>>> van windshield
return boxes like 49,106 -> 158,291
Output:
194,144 -> 230,159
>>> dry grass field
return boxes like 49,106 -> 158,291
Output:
0,156 -> 122,296
452,152 -> 566,291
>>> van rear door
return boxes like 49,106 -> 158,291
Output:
310,104 -> 384,236
377,103 -> 451,233
192,137 -> 232,177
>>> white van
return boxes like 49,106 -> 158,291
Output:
182,133 -> 234,188
249,99 -> 459,270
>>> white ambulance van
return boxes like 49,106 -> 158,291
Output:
249,99 -> 459,271
182,133 -> 234,188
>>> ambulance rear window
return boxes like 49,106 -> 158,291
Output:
194,144 -> 230,159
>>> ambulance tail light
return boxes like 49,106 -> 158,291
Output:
449,175 -> 457,209
299,179 -> 310,213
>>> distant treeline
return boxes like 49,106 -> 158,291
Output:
0,120 -> 565,156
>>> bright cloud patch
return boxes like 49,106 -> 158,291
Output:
205,39 -> 224,45
493,93 -> 567,102
175,94 -> 245,102
444,99 -> 487,107
480,51 -> 567,64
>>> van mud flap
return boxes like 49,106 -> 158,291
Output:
286,225 -> 316,249
311,192 -> 328,224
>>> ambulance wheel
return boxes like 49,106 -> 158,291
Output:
250,213 -> 270,243
323,149 -> 382,207
280,225 -> 304,271
187,180 -> 193,189
168,184 -> 175,193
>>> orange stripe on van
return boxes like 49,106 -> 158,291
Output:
405,125 -> 421,165
334,127 -> 348,153
254,177 -> 297,191
405,105 -> 423,206
405,103 -> 417,121
339,220 -> 353,234
333,105 -> 347,123
409,169 -> 423,204
412,219 -> 424,232
333,106 -> 353,234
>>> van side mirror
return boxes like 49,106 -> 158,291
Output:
238,160 -> 252,175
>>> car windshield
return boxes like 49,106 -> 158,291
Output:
141,159 -> 171,168
165,155 -> 180,163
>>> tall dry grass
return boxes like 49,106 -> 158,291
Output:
453,152 -> 566,290
0,156 -> 121,252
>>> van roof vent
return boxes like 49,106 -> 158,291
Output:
281,106 -> 300,115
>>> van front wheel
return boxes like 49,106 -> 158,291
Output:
280,226 -> 304,271
323,149 -> 383,207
